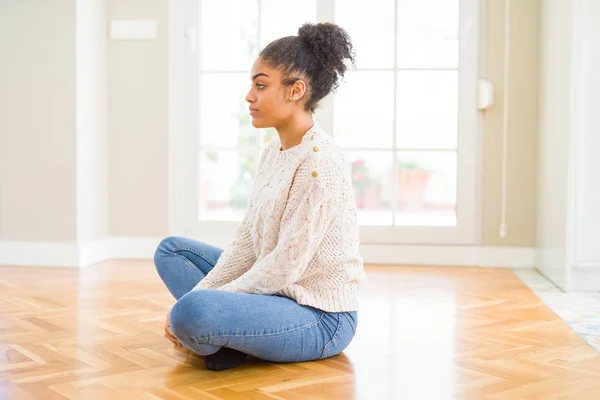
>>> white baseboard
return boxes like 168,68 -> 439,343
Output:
0,241 -> 80,268
570,267 -> 600,291
575,260 -> 600,268
78,237 -> 114,268
359,244 -> 536,268
477,247 -> 537,268
0,237 -> 161,269
78,237 -> 162,267
0,238 -> 536,269
107,237 -> 163,260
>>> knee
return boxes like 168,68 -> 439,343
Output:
154,236 -> 182,270
170,290 -> 213,343
170,291 -> 224,356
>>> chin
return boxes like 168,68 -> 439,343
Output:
251,117 -> 271,129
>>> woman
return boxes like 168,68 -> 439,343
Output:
154,22 -> 364,371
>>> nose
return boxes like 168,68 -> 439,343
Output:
246,87 -> 255,104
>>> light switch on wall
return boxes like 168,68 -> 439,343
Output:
109,20 -> 157,40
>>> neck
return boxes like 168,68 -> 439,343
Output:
276,112 -> 314,151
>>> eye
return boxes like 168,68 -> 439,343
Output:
256,83 -> 266,90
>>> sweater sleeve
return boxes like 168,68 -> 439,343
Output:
192,210 -> 256,290
218,168 -> 339,295
192,147 -> 271,291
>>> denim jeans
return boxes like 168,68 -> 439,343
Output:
154,236 -> 358,362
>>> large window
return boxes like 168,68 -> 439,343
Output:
196,0 -> 316,222
177,0 -> 479,244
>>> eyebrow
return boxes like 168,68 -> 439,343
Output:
252,73 -> 269,80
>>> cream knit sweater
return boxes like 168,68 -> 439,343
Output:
193,123 -> 365,312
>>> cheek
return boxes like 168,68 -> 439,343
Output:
274,92 -> 293,113
257,88 -> 291,119
262,93 -> 285,114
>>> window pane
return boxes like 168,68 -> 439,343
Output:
396,71 -> 458,150
395,151 -> 456,226
198,150 -> 261,221
199,73 -> 258,148
335,0 -> 395,69
260,128 -> 278,148
200,0 -> 259,71
397,0 -> 459,68
334,72 -> 395,148
345,151 -> 394,226
260,0 -> 317,48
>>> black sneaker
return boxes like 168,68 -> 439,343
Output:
205,347 -> 248,371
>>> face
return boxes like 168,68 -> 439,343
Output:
245,58 -> 306,129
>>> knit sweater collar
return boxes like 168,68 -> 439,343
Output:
276,123 -> 325,160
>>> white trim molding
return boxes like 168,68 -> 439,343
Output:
78,237 -> 114,268
78,237 -> 163,267
360,244 -> 535,268
477,247 -> 537,268
77,237 -> 162,267
574,260 -> 600,268
0,238 -> 162,269
0,241 -> 80,268
104,237 -> 163,260
1,239 -> 535,269
570,267 -> 600,291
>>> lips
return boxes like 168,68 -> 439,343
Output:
249,107 -> 258,115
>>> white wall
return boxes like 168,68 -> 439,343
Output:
536,0 -> 573,288
0,0 -> 549,268
76,0 -> 109,244
537,0 -> 600,290
482,0 -> 540,248
574,0 -> 600,265
0,0 -> 77,242
0,0 -> 108,266
107,0 -> 544,248
107,0 -> 169,238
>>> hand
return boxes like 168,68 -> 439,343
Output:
165,311 -> 182,347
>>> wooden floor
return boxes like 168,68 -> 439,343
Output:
1,262 -> 600,400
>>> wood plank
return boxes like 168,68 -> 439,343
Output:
1,261 -> 599,399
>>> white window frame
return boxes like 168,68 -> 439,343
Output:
169,0 -> 482,247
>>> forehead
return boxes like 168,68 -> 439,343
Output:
250,58 -> 279,78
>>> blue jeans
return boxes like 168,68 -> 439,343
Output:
154,236 -> 358,362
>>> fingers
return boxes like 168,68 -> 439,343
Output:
165,325 -> 182,347
165,332 -> 182,347
165,310 -> 181,347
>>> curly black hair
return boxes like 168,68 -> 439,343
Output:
259,22 -> 355,113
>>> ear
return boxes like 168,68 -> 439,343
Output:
289,80 -> 307,101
